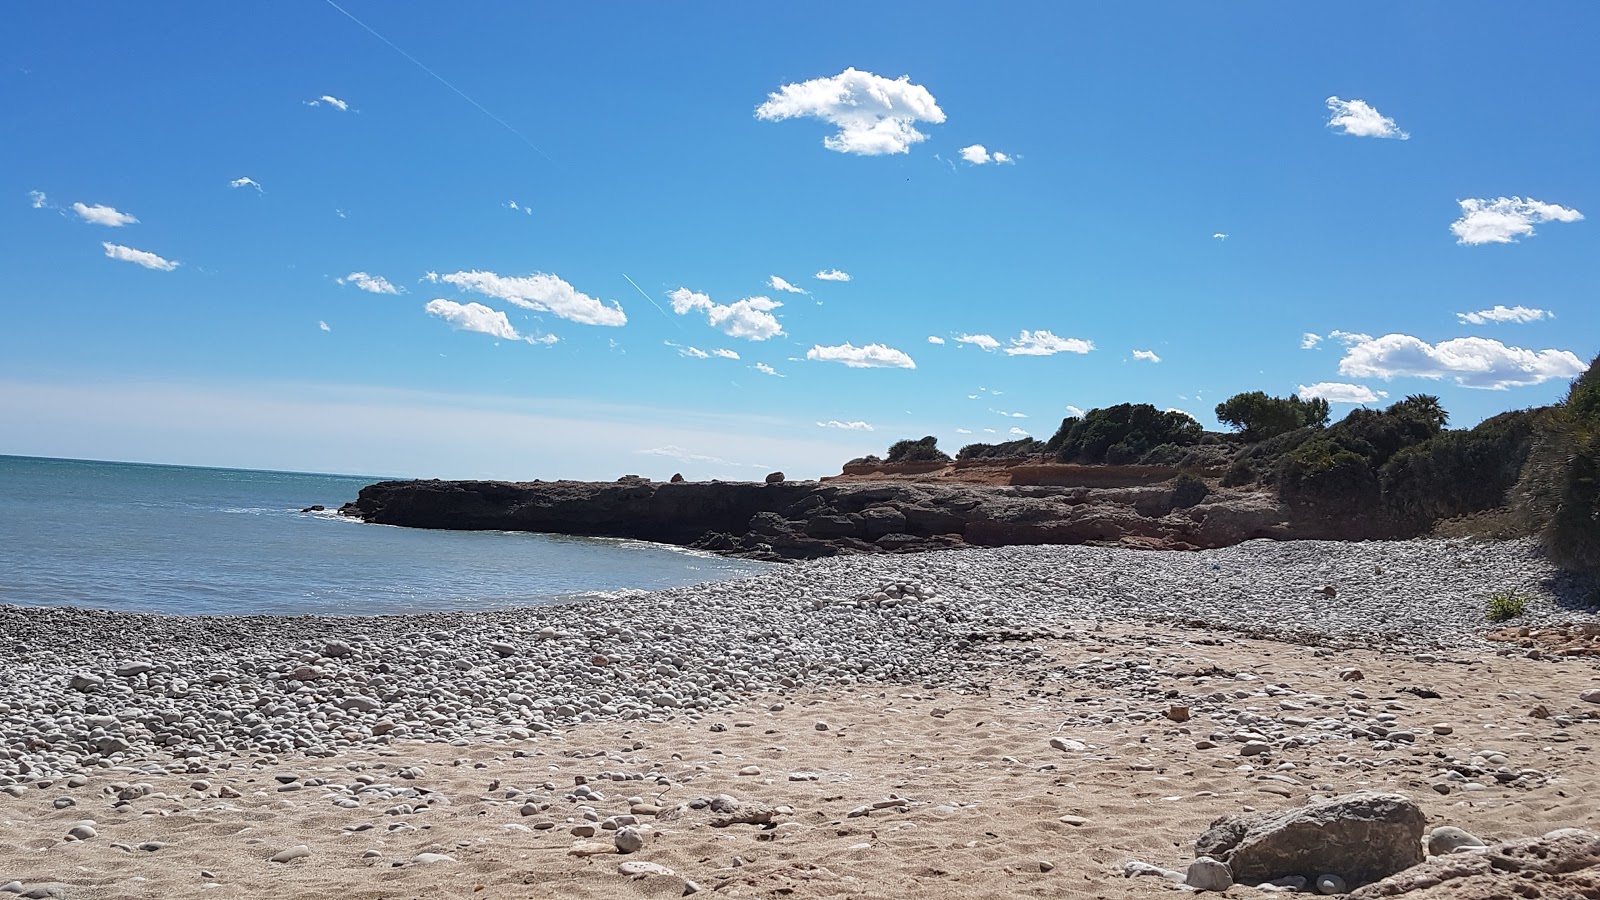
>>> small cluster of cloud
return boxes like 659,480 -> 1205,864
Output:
814,269 -> 851,282
1006,330 -> 1093,356
305,95 -> 349,111
768,275 -> 808,295
72,202 -> 138,227
668,288 -> 783,340
1325,96 -> 1409,140
1212,233 -> 1228,241
102,242 -> 178,271
959,144 -> 1014,165
1296,382 -> 1386,404
955,333 -> 1000,351
927,336 -> 946,345
1008,427 -> 1030,436
756,67 -> 945,156
1451,197 -> 1583,245
817,420 -> 873,431
505,200 -> 532,216
671,342 -> 740,361
1132,349 -> 1161,363
424,298 -> 520,340
753,363 -> 781,377
337,271 -> 400,295
318,320 -> 331,332
229,177 -> 262,192
28,190 -> 49,209
806,342 -> 915,369
1301,333 -> 1323,350
1457,305 -> 1552,325
1337,333 -> 1587,390
1064,405 -> 1085,417
996,410 -> 1027,418
430,270 -> 627,327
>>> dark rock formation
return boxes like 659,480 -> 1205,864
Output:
1195,793 -> 1426,887
765,471 -> 785,484
338,477 -> 1297,562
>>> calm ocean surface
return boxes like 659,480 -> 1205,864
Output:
0,455 -> 770,616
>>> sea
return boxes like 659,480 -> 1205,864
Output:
0,455 -> 770,617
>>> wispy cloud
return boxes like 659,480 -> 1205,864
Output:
713,348 -> 740,360
959,144 -> 1015,165
678,346 -> 710,359
229,176 -> 263,192
1005,330 -> 1094,356
753,363 -> 782,377
337,271 -> 401,294
430,270 -> 626,327
102,242 -> 178,271
318,320 -> 331,332
768,275 -> 808,294
806,342 -> 916,369
1325,96 -> 1409,140
637,445 -> 747,467
1296,382 -> 1385,404
28,190 -> 49,209
1301,332 -> 1323,350
955,428 -> 973,434
1132,349 -> 1161,363
505,200 -> 532,215
1451,197 -> 1583,245
305,94 -> 349,111
1457,305 -> 1551,325
668,288 -> 783,340
1212,233 -> 1228,241
1065,405 -> 1085,417
756,67 -> 945,155
817,420 -> 874,431
1337,333 -> 1587,390
814,269 -> 851,282
996,411 -> 1028,418
1329,330 -> 1373,346
71,202 -> 138,227
955,333 -> 1000,351
1008,426 -> 1030,436
927,336 -> 946,345
424,298 -> 521,341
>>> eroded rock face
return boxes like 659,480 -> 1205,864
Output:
1348,829 -> 1600,899
1194,793 -> 1426,886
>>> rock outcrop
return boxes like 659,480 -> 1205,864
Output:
1349,829 -> 1600,899
1194,793 -> 1426,887
338,478 -> 1297,561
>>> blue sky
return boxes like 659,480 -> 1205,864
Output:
4,2 -> 1596,480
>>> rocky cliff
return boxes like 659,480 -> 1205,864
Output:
339,477 -> 1297,561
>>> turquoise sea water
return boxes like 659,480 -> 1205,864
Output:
0,455 -> 769,616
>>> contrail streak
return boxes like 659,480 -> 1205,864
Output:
622,273 -> 678,324
323,0 -> 553,163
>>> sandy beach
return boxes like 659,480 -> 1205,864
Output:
3,539 -> 1599,898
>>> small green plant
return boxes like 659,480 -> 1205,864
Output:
1485,590 -> 1529,623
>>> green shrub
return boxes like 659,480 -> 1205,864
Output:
1215,391 -> 1332,442
1382,409 -> 1539,525
1221,456 -> 1258,487
1047,404 -> 1203,464
1485,590 -> 1529,622
884,436 -> 951,464
1172,473 -> 1210,508
956,438 -> 1047,460
1274,396 -> 1451,518
1516,353 -> 1600,575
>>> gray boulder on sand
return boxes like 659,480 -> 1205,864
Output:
1194,792 -> 1425,886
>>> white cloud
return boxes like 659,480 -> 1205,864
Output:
1295,382 -> 1385,404
1005,330 -> 1094,356
1213,233 -> 1228,241
713,348 -> 740,360
1329,330 -> 1373,346
768,275 -> 808,294
814,269 -> 852,282
504,200 -> 532,215
318,320 -> 331,332
959,144 -> 1015,165
997,411 -> 1028,418
1337,333 -> 1588,390
680,346 -> 711,359
1008,427 -> 1030,437
927,336 -> 946,345
955,428 -> 973,434
529,334 -> 559,346
306,95 -> 349,111
337,271 -> 400,295
1325,96 -> 1409,140
229,177 -> 262,192
755,67 -> 946,156
71,202 -> 138,227
1451,197 -> 1583,245
434,270 -> 627,327
1457,304 -> 1551,325
752,363 -> 782,377
956,333 -> 1000,351
28,190 -> 48,209
102,242 -> 178,271
817,420 -> 874,431
1132,349 -> 1161,363
1301,332 -> 1323,350
424,298 -> 521,341
637,445 -> 745,467
805,342 -> 916,369
1065,405 -> 1085,417
668,288 -> 783,340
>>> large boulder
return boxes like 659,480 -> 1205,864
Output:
1349,829 -> 1600,899
1194,793 -> 1426,886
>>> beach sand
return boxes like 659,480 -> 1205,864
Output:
4,619 -> 1597,899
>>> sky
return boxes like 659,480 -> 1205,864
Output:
3,2 -> 1596,480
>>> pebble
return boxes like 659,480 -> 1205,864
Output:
1316,873 -> 1348,895
270,845 -> 311,863
614,827 -> 646,854
65,824 -> 96,841
1428,826 -> 1487,856
410,853 -> 456,865
618,861 -> 674,876
1186,857 -> 1234,891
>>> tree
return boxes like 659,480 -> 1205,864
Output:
884,435 -> 951,464
1047,404 -> 1203,464
1215,391 -> 1332,442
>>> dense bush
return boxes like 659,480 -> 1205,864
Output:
956,438 -> 1047,460
1382,409 -> 1539,525
1215,391 -> 1332,441
1516,353 -> 1600,575
1046,404 -> 1203,464
1171,473 -> 1211,508
884,435 -> 951,464
1274,395 -> 1448,516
